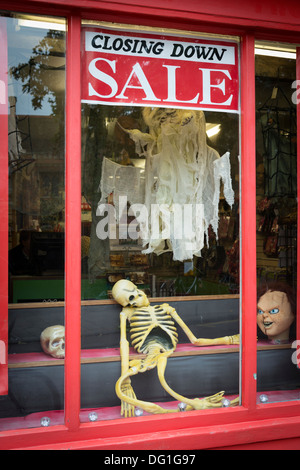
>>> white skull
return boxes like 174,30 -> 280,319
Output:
112,279 -> 149,308
40,325 -> 65,359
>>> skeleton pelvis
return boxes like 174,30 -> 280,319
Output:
130,337 -> 173,373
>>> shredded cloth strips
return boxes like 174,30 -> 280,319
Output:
99,108 -> 234,261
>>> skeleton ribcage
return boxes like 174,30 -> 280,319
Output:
129,304 -> 178,353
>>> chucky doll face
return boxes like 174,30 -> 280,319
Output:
257,290 -> 295,342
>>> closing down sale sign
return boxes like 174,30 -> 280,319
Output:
81,27 -> 239,112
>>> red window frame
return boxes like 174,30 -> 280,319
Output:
0,14 -> 8,397
0,0 -> 300,450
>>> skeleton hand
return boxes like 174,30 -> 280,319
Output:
120,378 -> 137,418
226,334 -> 240,345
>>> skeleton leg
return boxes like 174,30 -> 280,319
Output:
116,358 -> 178,418
156,354 -> 227,410
116,350 -> 238,415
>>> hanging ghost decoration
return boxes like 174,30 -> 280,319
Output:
99,108 -> 234,262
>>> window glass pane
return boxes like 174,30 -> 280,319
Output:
81,105 -> 240,299
255,40 -> 300,404
80,22 -> 241,421
0,13 -> 66,430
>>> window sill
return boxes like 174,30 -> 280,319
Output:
8,340 -> 292,368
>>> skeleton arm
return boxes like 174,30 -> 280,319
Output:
117,308 -> 137,417
164,304 -> 240,346
119,308 -> 132,375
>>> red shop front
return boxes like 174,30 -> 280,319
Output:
0,0 -> 300,450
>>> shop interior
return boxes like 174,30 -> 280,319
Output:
255,42 -> 297,294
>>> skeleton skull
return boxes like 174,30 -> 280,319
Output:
112,279 -> 149,308
40,325 -> 65,359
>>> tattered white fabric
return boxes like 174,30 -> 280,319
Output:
99,108 -> 234,262
99,157 -> 145,215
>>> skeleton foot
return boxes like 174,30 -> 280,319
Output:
228,396 -> 240,406
189,391 -> 225,410
119,379 -> 137,418
188,392 -> 239,410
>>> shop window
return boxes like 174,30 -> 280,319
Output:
255,41 -> 300,404
6,14 -> 66,303
80,23 -> 240,300
0,4 -> 299,449
80,22 -> 241,420
4,17 -> 299,433
0,13 -> 66,429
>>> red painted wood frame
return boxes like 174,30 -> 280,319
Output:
0,0 -> 300,450
297,47 -> 300,369
64,13 -> 82,433
0,16 -> 8,396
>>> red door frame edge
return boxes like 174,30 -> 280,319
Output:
240,34 -> 257,411
64,13 -> 82,431
0,16 -> 8,396
297,48 -> 300,369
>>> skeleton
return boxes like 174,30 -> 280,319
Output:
40,325 -> 65,359
112,279 -> 239,416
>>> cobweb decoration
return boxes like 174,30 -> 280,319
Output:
99,157 -> 145,216
99,108 -> 234,261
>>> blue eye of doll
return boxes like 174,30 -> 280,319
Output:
258,309 -> 263,315
269,308 -> 279,314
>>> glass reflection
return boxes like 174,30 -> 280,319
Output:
80,23 -> 241,421
81,104 -> 240,300
0,13 -> 66,430
255,40 -> 299,404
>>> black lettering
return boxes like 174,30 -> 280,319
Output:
137,40 -> 154,54
112,38 -> 123,51
91,34 -> 103,49
123,38 -> 133,52
184,45 -> 195,58
171,43 -> 184,57
195,46 -> 213,60
102,35 -> 112,50
152,42 -> 164,55
131,39 -> 141,54
211,47 -> 227,61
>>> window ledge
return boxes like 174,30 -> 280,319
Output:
8,340 -> 292,368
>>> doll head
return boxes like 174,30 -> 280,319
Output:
257,281 -> 296,343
